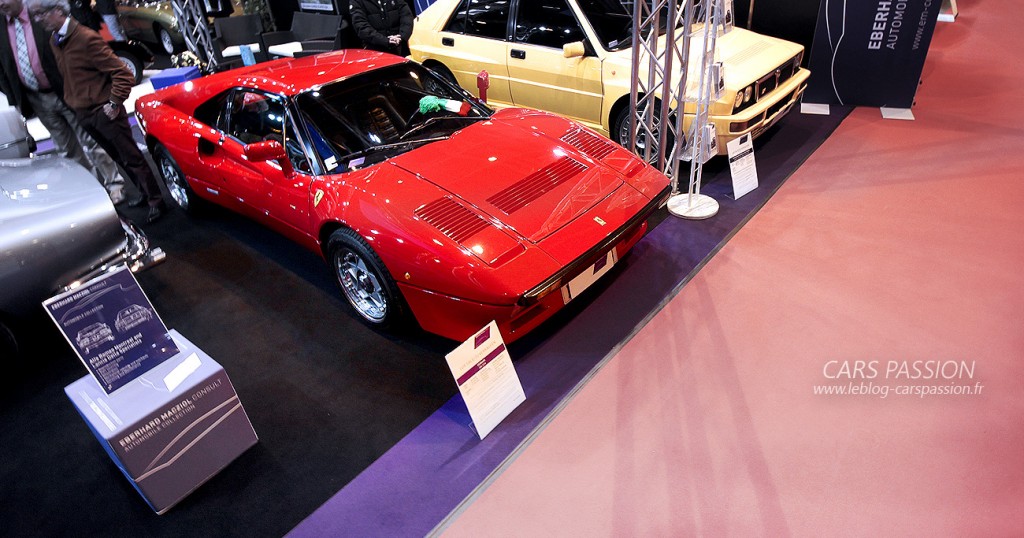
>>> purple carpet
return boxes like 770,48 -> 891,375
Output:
287,108 -> 851,537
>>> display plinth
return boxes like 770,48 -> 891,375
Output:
64,330 -> 257,514
667,192 -> 719,220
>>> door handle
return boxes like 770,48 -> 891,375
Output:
442,37 -> 454,46
510,49 -> 525,59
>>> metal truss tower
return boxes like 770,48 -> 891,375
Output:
171,0 -> 218,71
628,0 -> 731,219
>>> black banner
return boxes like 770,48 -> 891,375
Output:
804,0 -> 942,108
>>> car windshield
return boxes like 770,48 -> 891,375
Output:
576,0 -> 634,50
295,63 -> 491,171
579,0 -> 698,51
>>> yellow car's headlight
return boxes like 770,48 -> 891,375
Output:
734,86 -> 754,111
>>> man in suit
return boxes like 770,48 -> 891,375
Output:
28,0 -> 166,222
0,0 -> 126,203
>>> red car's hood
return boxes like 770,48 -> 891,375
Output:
389,111 -> 625,243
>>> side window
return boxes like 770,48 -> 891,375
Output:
444,0 -> 509,40
226,90 -> 312,174
194,89 -> 230,128
514,0 -> 586,49
226,90 -> 286,145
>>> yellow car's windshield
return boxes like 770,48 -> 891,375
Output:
577,0 -> 634,50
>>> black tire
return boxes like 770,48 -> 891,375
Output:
153,144 -> 199,212
612,103 -> 673,162
328,228 -> 408,331
157,26 -> 176,55
114,50 -> 143,85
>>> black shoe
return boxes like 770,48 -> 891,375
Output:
128,195 -> 146,207
146,205 -> 165,224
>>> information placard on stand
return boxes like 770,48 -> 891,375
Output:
44,266 -> 178,394
445,321 -> 526,440
727,133 -> 759,200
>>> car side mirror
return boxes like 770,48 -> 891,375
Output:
244,139 -> 293,176
563,41 -> 586,59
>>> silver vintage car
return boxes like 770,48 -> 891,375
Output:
0,156 -> 165,357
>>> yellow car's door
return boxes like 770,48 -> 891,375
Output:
424,0 -> 514,106
506,0 -> 603,127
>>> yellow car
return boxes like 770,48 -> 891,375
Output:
410,0 -> 810,155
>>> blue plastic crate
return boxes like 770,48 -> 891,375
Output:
150,66 -> 201,90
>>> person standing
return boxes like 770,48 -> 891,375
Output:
92,0 -> 123,41
28,0 -> 166,223
349,0 -> 413,56
0,0 -> 126,203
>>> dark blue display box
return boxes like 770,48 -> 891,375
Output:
150,66 -> 201,90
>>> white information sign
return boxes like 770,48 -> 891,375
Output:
727,133 -> 759,199
445,321 -> 526,440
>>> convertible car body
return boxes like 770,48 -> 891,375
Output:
0,156 -> 164,356
135,50 -> 670,343
410,0 -> 810,155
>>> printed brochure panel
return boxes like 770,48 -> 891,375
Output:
44,266 -> 178,394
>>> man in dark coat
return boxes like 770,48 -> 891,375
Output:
349,0 -> 413,55
0,0 -> 125,202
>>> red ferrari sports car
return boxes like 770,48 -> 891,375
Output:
135,50 -> 670,343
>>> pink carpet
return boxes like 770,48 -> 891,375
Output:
442,1 -> 1024,535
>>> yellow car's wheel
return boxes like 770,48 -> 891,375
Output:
612,105 -> 674,162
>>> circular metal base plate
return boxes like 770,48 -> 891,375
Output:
667,193 -> 719,220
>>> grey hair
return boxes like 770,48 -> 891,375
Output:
25,0 -> 70,16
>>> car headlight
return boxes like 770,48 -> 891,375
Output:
734,85 -> 754,110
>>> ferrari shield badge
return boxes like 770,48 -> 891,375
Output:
314,189 -> 324,207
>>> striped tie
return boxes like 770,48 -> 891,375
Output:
13,17 -> 39,91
